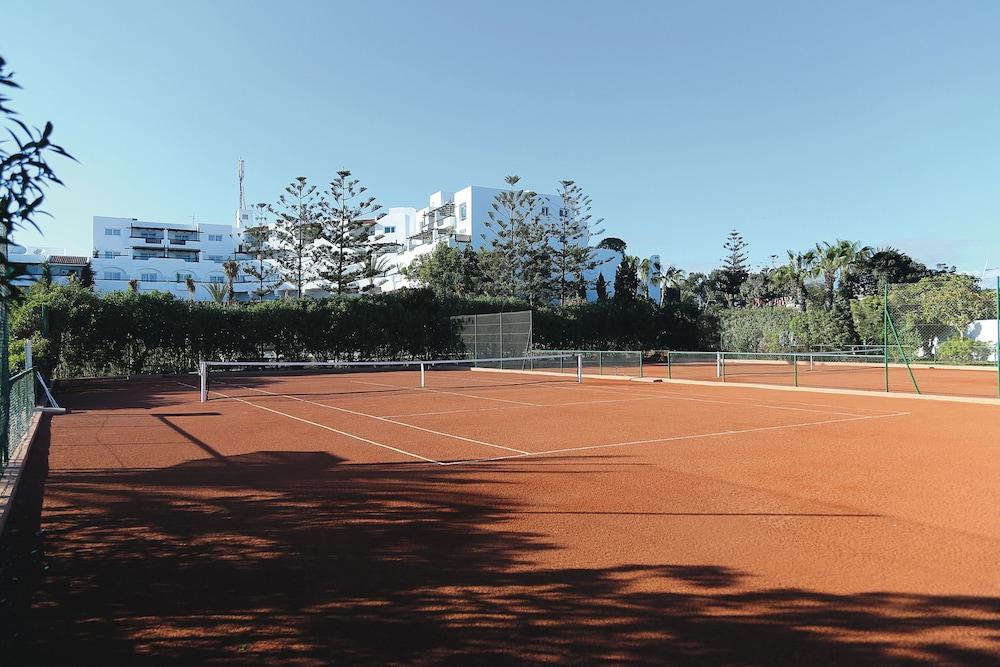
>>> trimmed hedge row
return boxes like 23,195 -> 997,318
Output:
12,286 -> 711,378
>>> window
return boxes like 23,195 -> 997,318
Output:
105,228 -> 121,236
541,206 -> 549,216
207,234 -> 224,242
559,208 -> 568,218
103,271 -> 123,280
209,275 -> 225,283
176,272 -> 193,282
207,255 -> 224,262
383,226 -> 395,234
459,203 -> 467,221
103,251 -> 114,259
140,272 -> 157,282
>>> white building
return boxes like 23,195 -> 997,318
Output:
6,244 -> 89,289
91,216 -> 257,300
372,185 -> 632,300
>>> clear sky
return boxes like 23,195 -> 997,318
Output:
5,0 -> 1000,274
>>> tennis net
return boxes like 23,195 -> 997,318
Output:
198,354 -> 582,402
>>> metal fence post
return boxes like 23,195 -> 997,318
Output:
793,353 -> 798,387
599,351 -> 603,375
996,277 -> 999,399
883,283 -> 889,393
199,361 -> 208,403
576,354 -> 583,383
667,351 -> 672,379
638,352 -> 643,378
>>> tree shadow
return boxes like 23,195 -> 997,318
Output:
1,420 -> 998,665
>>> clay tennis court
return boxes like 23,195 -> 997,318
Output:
2,366 -> 999,664
645,357 -> 1000,399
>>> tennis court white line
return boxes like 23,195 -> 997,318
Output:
439,411 -> 909,466
379,394 -> 668,418
214,378 -> 530,455
349,377 -> 546,407
542,381 -> 891,418
173,381 -> 444,465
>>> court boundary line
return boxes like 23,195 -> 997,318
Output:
439,410 -> 909,466
174,381 -> 445,465
213,378 -> 530,455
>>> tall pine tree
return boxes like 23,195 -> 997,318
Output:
551,180 -> 604,305
271,177 -> 321,298
720,229 -> 749,306
479,175 -> 552,304
240,202 -> 284,302
312,170 -> 386,295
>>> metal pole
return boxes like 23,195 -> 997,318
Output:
638,352 -> 643,378
25,338 -> 32,370
199,361 -> 207,403
883,283 -> 889,392
577,354 -> 583,383
667,351 -> 672,379
599,350 -> 603,375
996,277 -> 999,399
420,362 -> 426,388
793,353 -> 798,387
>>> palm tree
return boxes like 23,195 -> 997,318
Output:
360,253 -> 391,294
127,278 -> 140,293
222,259 -> 240,304
813,242 -> 843,310
637,257 -> 654,300
205,282 -> 227,304
833,239 -> 872,300
774,250 -> 816,312
184,275 -> 197,301
657,264 -> 686,306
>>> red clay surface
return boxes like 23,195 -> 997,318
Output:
643,359 -> 1000,399
2,368 -> 999,665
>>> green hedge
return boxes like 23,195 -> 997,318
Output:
10,285 -> 711,378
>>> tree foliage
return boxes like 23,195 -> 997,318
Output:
271,177 -> 321,297
720,229 -> 749,306
313,170 -> 386,295
1,55 -> 73,299
551,180 -> 604,305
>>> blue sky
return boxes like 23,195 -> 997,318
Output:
5,0 -> 1000,274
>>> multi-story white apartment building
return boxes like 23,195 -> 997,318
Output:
90,216 -> 258,300
371,185 -> 646,301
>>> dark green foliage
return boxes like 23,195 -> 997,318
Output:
78,262 -> 95,288
404,243 -> 481,298
719,307 -> 796,352
595,273 -> 608,302
313,170 -> 386,294
271,177 -> 321,297
595,237 -> 627,254
613,256 -> 640,303
845,247 -> 928,297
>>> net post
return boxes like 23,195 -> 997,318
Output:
599,350 -> 603,375
717,352 -> 724,380
793,353 -> 798,387
420,361 -> 426,388
199,361 -> 207,403
667,351 -> 672,379
638,351 -> 643,378
883,283 -> 890,392
576,354 -> 583,383
995,276 -> 999,400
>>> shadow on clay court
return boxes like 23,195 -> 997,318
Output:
1,416 -> 998,665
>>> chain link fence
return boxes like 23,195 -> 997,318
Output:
451,311 -> 533,360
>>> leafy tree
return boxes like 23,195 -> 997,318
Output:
312,170 -> 386,295
127,279 -> 139,293
595,237 -> 627,254
595,272 -> 608,301
682,270 -> 728,310
1,55 -> 73,300
241,202 -> 284,302
813,239 -> 871,309
79,262 -> 95,288
772,250 -> 816,312
720,229 -> 749,306
272,176 -> 321,298
551,180 -> 604,306
479,175 -> 551,304
404,243 -> 480,298
846,246 -> 927,297
184,276 -> 196,301
613,255 -> 640,303
39,260 -> 53,287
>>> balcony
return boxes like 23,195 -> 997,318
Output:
167,232 -> 200,245
130,227 -> 164,241
166,250 -> 199,262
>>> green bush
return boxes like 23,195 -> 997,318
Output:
719,308 -> 795,352
936,338 -> 993,363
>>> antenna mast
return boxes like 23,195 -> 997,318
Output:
238,159 -> 247,210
